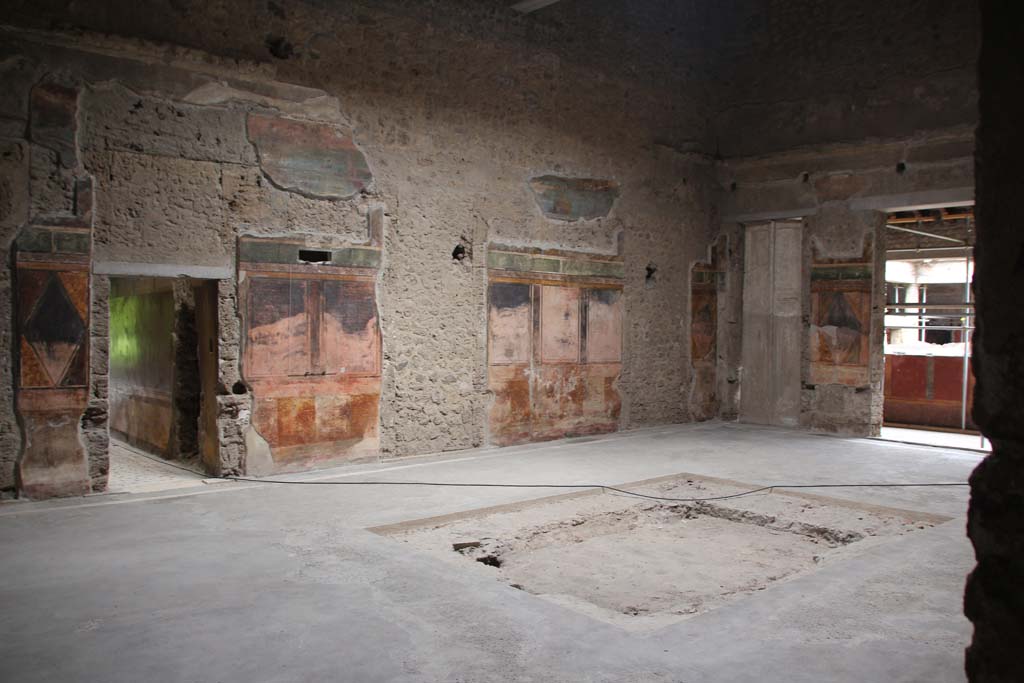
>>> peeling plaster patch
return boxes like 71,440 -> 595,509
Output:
246,113 -> 372,200
528,175 -> 619,222
183,82 -> 345,124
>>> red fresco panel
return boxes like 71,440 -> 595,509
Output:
810,288 -> 870,367
320,280 -> 380,375
249,375 -> 380,458
586,289 -> 623,363
246,277 -> 309,377
315,394 -> 354,441
885,398 -> 963,429
888,355 -> 928,399
540,285 -> 580,363
531,364 -> 619,440
933,356 -> 966,402
534,364 -> 586,425
347,392 -> 380,441
583,364 -> 621,420
488,365 -> 532,446
243,271 -> 381,466
254,397 -> 280,446
58,270 -> 90,322
883,353 -> 976,429
690,289 -> 716,364
276,396 -> 317,447
488,277 -> 621,446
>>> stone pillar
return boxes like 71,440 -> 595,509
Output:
215,277 -> 246,476
170,279 -> 199,460
83,272 -> 109,491
964,1 -> 1024,679
13,80 -> 99,498
801,205 -> 883,436
718,223 -> 744,421
0,139 -> 29,492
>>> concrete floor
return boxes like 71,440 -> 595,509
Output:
0,422 -> 980,682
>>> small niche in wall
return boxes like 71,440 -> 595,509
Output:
298,249 -> 332,264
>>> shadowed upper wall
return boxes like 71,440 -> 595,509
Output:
706,0 -> 980,157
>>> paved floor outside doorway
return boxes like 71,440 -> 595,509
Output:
106,440 -> 207,494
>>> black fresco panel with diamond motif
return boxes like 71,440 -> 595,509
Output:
22,272 -> 87,387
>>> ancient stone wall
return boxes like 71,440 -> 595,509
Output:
0,136 -> 29,492
705,0 -> 980,437
965,1 -> 1024,678
0,8 -> 717,492
0,0 -> 985,495
719,134 -> 975,436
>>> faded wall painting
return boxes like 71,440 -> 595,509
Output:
527,176 -> 620,221
689,238 -> 725,421
487,251 -> 624,446
247,114 -> 373,200
809,248 -> 873,387
240,237 -> 381,469
690,270 -> 718,420
489,283 -> 532,365
540,285 -> 581,363
587,288 -> 624,363
14,227 -> 92,497
19,270 -> 89,389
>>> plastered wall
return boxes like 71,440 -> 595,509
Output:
0,13 -> 718,493
719,135 -> 975,436
0,0 -> 982,494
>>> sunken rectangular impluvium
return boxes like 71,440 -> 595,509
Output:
372,475 -> 948,631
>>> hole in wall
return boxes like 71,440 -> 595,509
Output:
896,161 -> 908,174
264,35 -> 295,59
267,0 -> 286,19
452,244 -> 467,261
298,249 -> 331,264
232,381 -> 247,395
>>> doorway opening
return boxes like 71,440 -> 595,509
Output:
880,206 -> 988,451
107,277 -> 220,492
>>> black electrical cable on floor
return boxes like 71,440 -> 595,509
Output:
223,476 -> 969,503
